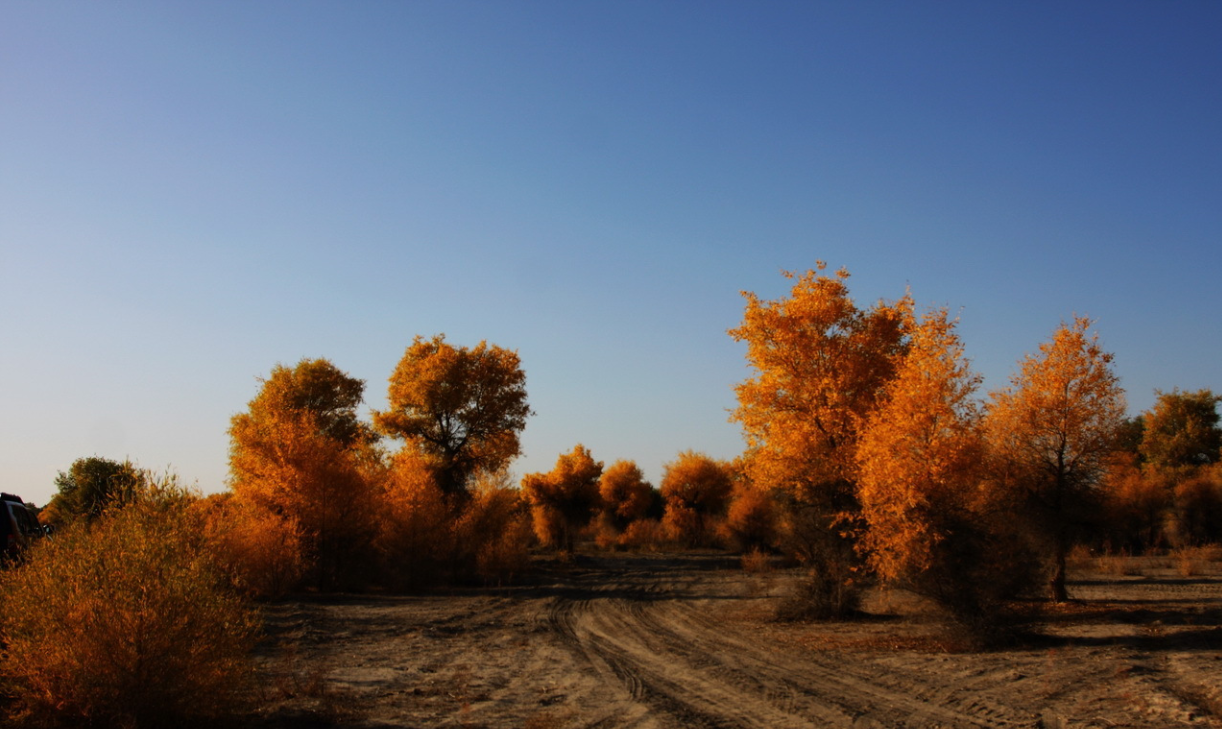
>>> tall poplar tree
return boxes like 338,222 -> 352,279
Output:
985,317 -> 1125,602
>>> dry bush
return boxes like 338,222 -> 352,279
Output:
458,470 -> 533,585
0,496 -> 259,728
770,499 -> 864,621
592,516 -> 624,551
774,568 -> 862,622
721,482 -> 777,551
195,494 -> 308,598
617,518 -> 667,551
741,548 -> 774,574
1096,550 -> 1142,576
1173,545 -> 1222,577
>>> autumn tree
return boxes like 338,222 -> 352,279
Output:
376,450 -> 451,588
721,456 -> 778,551
374,335 -> 532,498
598,459 -> 654,532
984,317 -> 1125,602
522,444 -> 603,551
228,358 -> 381,589
660,451 -> 733,547
729,264 -> 909,616
1099,452 -> 1172,553
1139,388 -> 1221,470
857,307 -> 1031,632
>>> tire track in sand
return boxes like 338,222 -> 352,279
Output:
546,556 -> 1040,728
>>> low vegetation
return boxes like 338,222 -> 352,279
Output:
0,483 -> 259,728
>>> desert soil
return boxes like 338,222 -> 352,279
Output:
251,551 -> 1222,728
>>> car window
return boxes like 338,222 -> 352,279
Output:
15,508 -> 40,536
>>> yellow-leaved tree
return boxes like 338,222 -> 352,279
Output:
858,307 -> 984,583
985,316 -> 1125,602
374,335 -> 532,498
228,358 -> 382,590
522,444 -> 603,551
729,263 -> 909,617
857,307 -> 1033,634
660,450 -> 733,547
596,459 -> 655,548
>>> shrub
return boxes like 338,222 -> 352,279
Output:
1173,545 -> 1222,577
774,568 -> 862,622
195,493 -> 308,598
0,496 -> 259,728
617,518 -> 667,551
721,483 -> 777,551
456,470 -> 533,585
741,548 -> 774,574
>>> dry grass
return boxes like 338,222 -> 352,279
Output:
1173,544 -> 1222,577
1097,550 -> 1144,576
741,548 -> 775,574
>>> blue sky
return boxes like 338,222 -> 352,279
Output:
3,1 -> 1220,506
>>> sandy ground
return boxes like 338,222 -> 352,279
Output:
250,551 -> 1222,728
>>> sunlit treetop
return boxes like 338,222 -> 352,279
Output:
728,263 -> 912,496
374,334 -> 532,496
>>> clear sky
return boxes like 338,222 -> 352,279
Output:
3,1 -> 1220,506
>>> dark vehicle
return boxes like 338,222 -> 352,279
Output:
1,493 -> 47,560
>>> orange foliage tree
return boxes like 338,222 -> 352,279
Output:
376,450 -> 452,588
856,307 -> 1030,628
598,459 -> 654,534
660,450 -> 733,547
729,264 -> 909,615
228,358 -> 381,590
1099,452 -> 1171,553
985,317 -> 1125,602
858,308 -> 984,581
374,335 -> 532,498
522,444 -> 603,551
720,456 -> 777,551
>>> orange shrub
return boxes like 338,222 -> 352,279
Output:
618,518 -> 667,551
460,473 -> 533,584
196,493 -> 308,598
0,495 -> 258,727
721,482 -> 777,551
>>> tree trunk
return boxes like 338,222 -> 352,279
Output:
1049,543 -> 1068,602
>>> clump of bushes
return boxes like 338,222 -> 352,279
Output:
0,488 -> 259,728
196,492 -> 309,598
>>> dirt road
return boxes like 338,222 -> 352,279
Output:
254,552 -> 1222,728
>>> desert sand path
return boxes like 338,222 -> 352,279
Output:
256,551 -> 1222,728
